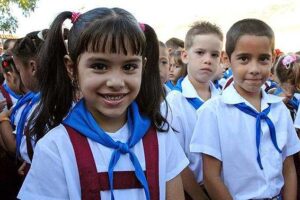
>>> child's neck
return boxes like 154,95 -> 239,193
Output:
188,75 -> 211,101
93,111 -> 127,133
233,84 -> 262,112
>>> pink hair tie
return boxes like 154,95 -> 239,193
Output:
282,54 -> 297,69
139,23 -> 145,32
71,12 -> 81,24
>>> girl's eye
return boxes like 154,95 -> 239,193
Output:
161,61 -> 168,65
123,63 -> 138,71
90,63 -> 108,71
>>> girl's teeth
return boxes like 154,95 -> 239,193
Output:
104,95 -> 123,101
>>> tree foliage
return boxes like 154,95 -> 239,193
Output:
0,0 -> 38,33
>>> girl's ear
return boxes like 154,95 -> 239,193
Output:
64,55 -> 75,79
29,59 -> 37,76
181,49 -> 188,64
143,57 -> 147,68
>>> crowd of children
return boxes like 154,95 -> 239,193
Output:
0,6 -> 300,200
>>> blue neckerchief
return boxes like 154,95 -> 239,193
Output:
10,92 -> 35,128
288,96 -> 299,111
16,93 -> 40,156
223,68 -> 232,79
273,87 -> 283,96
165,81 -> 175,90
3,83 -> 22,100
234,103 -> 282,170
63,99 -> 151,200
213,80 -> 222,90
174,77 -> 204,110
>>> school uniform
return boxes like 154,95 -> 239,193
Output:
190,84 -> 300,199
294,108 -> 300,129
12,93 -> 40,164
166,76 -> 219,183
18,100 -> 189,200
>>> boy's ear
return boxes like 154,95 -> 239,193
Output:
181,49 -> 189,64
64,55 -> 75,79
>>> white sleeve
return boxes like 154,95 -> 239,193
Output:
294,108 -> 300,129
165,93 -> 186,150
18,139 -> 70,200
190,104 -> 222,161
164,129 -> 189,181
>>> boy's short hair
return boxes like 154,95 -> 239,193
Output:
159,41 -> 167,48
184,21 -> 223,50
226,18 -> 275,60
165,37 -> 184,50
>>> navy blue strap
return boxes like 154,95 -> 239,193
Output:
234,103 -> 282,170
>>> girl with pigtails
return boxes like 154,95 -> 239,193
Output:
18,7 -> 188,200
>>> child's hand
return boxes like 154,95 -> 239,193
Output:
18,161 -> 27,176
0,100 -> 7,113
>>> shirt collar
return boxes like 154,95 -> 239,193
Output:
181,76 -> 220,100
222,84 -> 283,110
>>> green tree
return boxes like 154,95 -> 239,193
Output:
0,0 -> 38,33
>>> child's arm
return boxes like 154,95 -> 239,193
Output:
203,154 -> 233,200
282,155 -> 297,200
0,120 -> 16,154
181,167 -> 210,200
0,110 -> 16,155
166,173 -> 185,200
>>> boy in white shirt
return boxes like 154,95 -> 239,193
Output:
166,21 -> 223,199
190,18 -> 300,200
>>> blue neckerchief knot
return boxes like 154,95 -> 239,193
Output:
174,77 -> 203,110
234,103 -> 282,170
63,99 -> 151,200
16,92 -> 40,156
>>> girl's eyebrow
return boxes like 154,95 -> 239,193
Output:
87,57 -> 142,63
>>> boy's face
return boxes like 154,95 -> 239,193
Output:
230,35 -> 274,96
182,34 -> 222,84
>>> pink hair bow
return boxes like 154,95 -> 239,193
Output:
139,23 -> 145,32
71,12 -> 81,24
282,55 -> 297,69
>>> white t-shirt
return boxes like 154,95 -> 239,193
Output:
166,76 -> 220,182
18,123 -> 189,200
190,84 -> 300,199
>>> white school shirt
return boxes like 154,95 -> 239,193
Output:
166,76 -> 220,183
294,108 -> 300,129
18,123 -> 189,200
190,84 -> 300,200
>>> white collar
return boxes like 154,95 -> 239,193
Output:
222,84 -> 283,111
181,76 -> 220,100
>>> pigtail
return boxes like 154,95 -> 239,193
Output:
30,11 -> 74,141
136,24 -> 169,132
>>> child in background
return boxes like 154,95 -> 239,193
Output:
0,31 -> 43,178
18,8 -> 188,200
191,18 -> 300,199
166,50 -> 187,90
167,21 -> 223,199
165,37 -> 184,53
0,52 -> 24,200
273,54 -> 300,120
158,41 -> 170,92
